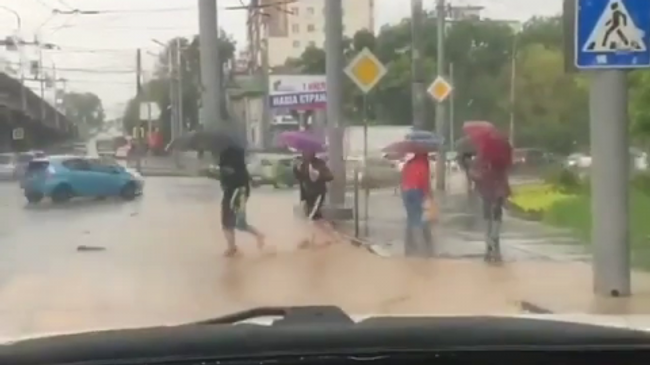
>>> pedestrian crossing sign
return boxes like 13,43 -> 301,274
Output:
582,0 -> 645,52
575,0 -> 650,69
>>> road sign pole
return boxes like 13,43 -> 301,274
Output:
590,70 -> 630,297
362,93 -> 369,237
573,0 -> 644,297
435,0 -> 447,191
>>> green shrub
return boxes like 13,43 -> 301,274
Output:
631,172 -> 650,195
543,167 -> 583,194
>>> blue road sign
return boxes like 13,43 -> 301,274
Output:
575,0 -> 650,69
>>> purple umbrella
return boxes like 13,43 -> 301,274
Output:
279,130 -> 325,152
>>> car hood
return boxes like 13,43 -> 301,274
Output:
2,313 -> 650,345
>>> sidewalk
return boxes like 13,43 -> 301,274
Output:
339,171 -> 590,262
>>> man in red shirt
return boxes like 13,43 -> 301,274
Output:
400,152 -> 433,256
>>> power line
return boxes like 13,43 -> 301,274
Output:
4,61 -> 135,73
68,7 -> 194,14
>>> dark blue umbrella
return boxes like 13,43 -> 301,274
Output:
405,130 -> 444,144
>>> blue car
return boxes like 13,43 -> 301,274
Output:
21,155 -> 144,204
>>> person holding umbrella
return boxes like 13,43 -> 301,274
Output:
462,121 -> 512,262
279,131 -> 336,248
166,128 -> 265,257
383,133 -> 440,257
219,145 -> 266,257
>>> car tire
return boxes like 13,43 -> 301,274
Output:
51,184 -> 73,204
25,192 -> 43,204
120,182 -> 137,201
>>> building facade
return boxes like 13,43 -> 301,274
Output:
252,0 -> 375,67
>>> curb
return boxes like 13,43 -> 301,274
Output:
334,229 -> 393,257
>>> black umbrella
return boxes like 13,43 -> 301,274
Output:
454,136 -> 476,155
167,129 -> 246,154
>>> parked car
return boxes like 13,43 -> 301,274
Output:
21,155 -> 144,204
347,157 -> 401,189
0,153 -> 17,180
248,153 -> 298,188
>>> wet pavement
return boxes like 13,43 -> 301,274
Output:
341,171 -> 590,262
2,177 -> 650,340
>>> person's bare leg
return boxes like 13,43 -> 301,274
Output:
244,225 -> 266,250
223,229 -> 238,257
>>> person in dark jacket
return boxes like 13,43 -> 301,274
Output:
219,146 -> 265,257
293,151 -> 335,248
468,153 -> 511,262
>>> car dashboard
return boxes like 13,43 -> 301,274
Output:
1,306 -> 649,365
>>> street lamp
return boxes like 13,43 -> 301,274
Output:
0,5 -> 21,30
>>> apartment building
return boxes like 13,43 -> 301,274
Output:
252,0 -> 375,67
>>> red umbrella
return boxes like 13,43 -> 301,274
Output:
462,121 -> 512,170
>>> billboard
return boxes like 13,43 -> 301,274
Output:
268,75 -> 326,110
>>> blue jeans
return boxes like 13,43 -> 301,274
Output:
401,189 -> 433,256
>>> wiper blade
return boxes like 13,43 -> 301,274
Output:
187,305 -> 354,325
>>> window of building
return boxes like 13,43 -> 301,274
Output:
291,7 -> 299,15
307,7 -> 314,15
307,24 -> 315,32
293,40 -> 301,48
292,24 -> 299,33
308,41 -> 316,47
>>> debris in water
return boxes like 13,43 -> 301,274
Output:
77,245 -> 106,252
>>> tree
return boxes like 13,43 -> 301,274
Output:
122,31 -> 236,141
62,91 -> 105,127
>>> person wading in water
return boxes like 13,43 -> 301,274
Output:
219,146 -> 266,257
293,151 -> 335,248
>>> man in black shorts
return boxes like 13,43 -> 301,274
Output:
219,146 -> 265,257
293,151 -> 334,247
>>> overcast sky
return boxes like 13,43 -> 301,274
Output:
0,0 -> 562,119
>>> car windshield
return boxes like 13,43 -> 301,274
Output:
3,3 -> 646,361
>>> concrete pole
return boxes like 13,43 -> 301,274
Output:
176,38 -> 184,136
325,0 -> 346,207
260,28 -> 271,149
590,71 -> 630,297
509,36 -> 517,147
198,0 -> 221,131
434,0 -> 447,191
168,45 -> 177,140
411,0 -> 426,130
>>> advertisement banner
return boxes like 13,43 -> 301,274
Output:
269,75 -> 326,110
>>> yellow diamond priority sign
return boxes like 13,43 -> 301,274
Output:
345,47 -> 386,94
428,76 -> 453,102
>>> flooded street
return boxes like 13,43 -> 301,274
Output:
1,177 -> 650,339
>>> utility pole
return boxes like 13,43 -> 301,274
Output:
260,21 -> 271,149
411,0 -> 426,130
509,36 -> 518,147
168,42 -> 178,141
434,0 -> 447,191
325,0 -> 346,208
198,0 -> 222,131
449,62 -> 455,149
136,48 -> 142,96
176,38 -> 184,136
38,47 -> 45,123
